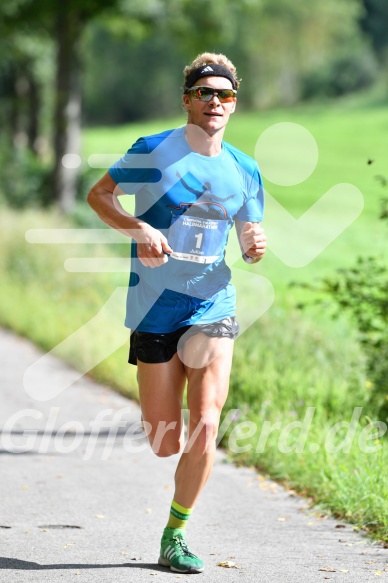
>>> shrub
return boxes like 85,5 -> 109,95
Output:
0,144 -> 52,208
297,198 -> 388,419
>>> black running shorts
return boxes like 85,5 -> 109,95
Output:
128,316 -> 239,365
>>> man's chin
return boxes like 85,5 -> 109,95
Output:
202,122 -> 225,135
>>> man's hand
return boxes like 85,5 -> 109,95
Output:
136,224 -> 173,268
239,221 -> 267,263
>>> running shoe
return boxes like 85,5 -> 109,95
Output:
158,527 -> 204,573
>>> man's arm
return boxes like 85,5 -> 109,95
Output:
87,173 -> 172,268
235,219 -> 267,264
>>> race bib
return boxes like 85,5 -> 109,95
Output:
168,214 -> 230,264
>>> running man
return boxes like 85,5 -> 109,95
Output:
87,52 -> 267,574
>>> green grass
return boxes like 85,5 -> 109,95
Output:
0,209 -> 138,398
1,96 -> 388,541
222,317 -> 388,541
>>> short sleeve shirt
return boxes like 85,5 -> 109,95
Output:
109,127 -> 264,333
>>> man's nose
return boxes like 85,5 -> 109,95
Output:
209,93 -> 221,104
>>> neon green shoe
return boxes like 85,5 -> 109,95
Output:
158,527 -> 204,573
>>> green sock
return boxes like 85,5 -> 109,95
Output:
166,500 -> 193,530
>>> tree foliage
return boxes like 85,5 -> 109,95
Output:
0,0 -> 168,211
360,0 -> 388,61
0,0 -> 385,211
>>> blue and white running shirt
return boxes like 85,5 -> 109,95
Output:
109,126 -> 264,333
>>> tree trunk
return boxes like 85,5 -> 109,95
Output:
9,65 -> 29,150
9,66 -> 21,149
27,67 -> 40,156
52,0 -> 82,213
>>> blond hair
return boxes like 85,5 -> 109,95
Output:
183,52 -> 240,90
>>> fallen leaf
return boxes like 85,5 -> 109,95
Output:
375,572 -> 382,577
120,552 -> 129,556
95,514 -> 105,519
340,569 -> 349,573
40,529 -> 48,532
335,524 -> 346,529
277,517 -> 287,522
217,561 -> 239,569
319,567 -> 336,572
21,485 -> 29,490
145,508 -> 152,513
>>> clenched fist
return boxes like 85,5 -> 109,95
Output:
238,221 -> 267,263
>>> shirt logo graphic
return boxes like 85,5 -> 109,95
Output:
171,172 -> 235,219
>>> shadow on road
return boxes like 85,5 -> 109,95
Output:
0,557 -> 166,572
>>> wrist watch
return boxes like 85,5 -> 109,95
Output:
243,253 -> 255,264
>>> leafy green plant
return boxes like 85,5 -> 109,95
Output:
0,143 -> 52,208
296,197 -> 388,419
317,256 -> 388,417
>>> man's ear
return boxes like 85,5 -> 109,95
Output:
230,99 -> 237,113
182,94 -> 191,112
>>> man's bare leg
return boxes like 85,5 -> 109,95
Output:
174,334 -> 234,508
137,353 -> 186,456
137,336 -> 234,573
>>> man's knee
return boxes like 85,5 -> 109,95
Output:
145,419 -> 183,458
186,410 -> 220,453
152,438 -> 183,458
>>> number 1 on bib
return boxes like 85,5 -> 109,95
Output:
194,233 -> 203,249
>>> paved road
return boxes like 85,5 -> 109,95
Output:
0,328 -> 387,582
